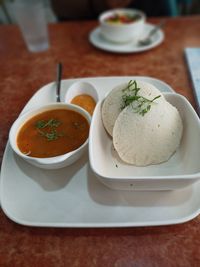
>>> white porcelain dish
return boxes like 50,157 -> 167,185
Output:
64,81 -> 99,104
3,76 -> 200,227
99,8 -> 146,43
89,92 -> 200,191
9,103 -> 91,170
89,23 -> 164,53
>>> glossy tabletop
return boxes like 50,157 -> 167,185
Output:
0,15 -> 200,267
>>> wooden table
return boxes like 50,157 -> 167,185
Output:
0,15 -> 200,267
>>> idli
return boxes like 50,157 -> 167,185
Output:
113,99 -> 183,166
101,80 -> 165,136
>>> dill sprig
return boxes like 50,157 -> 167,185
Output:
121,80 -> 161,116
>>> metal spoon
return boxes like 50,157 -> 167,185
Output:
56,62 -> 62,102
138,20 -> 166,46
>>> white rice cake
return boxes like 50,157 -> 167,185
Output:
113,100 -> 183,166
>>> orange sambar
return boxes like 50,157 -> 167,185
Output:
71,94 -> 96,115
17,109 -> 89,158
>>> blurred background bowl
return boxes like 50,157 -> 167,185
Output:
99,8 -> 146,43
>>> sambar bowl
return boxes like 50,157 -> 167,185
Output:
9,103 -> 91,169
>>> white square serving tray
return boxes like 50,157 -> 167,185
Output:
1,76 -> 200,227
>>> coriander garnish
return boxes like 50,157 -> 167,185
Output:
36,119 -> 61,129
37,129 -> 64,141
35,118 -> 63,141
72,121 -> 86,130
121,80 -> 161,116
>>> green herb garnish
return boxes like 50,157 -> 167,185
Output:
35,119 -> 63,141
36,119 -> 60,129
72,121 -> 86,130
38,129 -> 64,141
121,80 -> 161,116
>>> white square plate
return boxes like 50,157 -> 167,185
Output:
1,76 -> 200,227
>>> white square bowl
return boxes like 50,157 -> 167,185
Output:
89,92 -> 200,191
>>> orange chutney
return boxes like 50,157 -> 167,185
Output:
17,109 -> 89,158
71,94 -> 96,115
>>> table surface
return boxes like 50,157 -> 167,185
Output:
0,15 -> 200,267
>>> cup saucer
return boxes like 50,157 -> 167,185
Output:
89,23 -> 164,53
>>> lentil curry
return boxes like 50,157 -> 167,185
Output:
17,109 -> 89,158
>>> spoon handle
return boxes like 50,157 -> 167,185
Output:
148,20 -> 166,38
56,62 -> 62,102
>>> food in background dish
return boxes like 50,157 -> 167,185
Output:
71,94 -> 96,116
17,109 -> 89,158
105,12 -> 141,24
101,80 -> 183,166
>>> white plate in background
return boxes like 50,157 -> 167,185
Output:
89,23 -> 164,53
